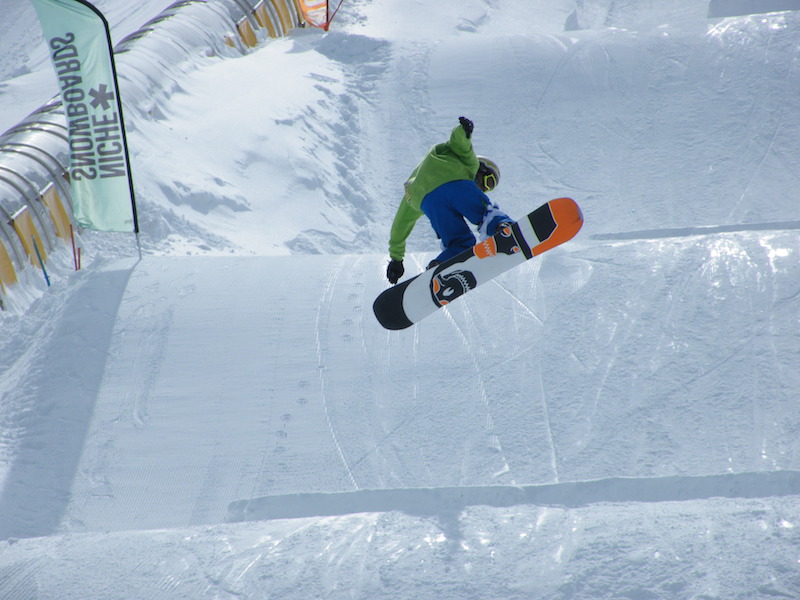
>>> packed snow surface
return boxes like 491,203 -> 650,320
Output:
1,0 -> 799,598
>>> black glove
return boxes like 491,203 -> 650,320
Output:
386,259 -> 404,284
459,116 -> 474,139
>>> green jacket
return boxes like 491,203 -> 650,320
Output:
388,124 -> 480,261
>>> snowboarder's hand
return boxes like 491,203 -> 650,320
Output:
387,259 -> 404,284
459,116 -> 473,138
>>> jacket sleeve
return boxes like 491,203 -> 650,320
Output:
388,196 -> 424,261
447,124 -> 479,173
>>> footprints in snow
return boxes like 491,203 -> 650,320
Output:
340,286 -> 362,342
267,274 -> 364,458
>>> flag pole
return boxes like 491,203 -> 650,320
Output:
90,0 -> 142,254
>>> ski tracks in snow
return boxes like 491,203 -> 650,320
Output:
441,303 -> 513,481
315,256 -> 360,490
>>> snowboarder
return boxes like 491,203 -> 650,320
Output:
385,116 -> 512,285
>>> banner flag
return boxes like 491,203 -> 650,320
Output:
298,0 -> 330,30
31,0 -> 139,233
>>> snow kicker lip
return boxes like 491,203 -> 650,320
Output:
227,469 -> 800,522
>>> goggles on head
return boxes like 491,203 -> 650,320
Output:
476,164 -> 498,192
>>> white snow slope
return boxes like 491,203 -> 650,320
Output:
1,0 -> 800,598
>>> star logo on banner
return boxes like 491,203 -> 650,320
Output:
89,84 -> 115,110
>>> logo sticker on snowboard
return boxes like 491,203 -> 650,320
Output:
430,269 -> 477,306
475,225 -> 521,259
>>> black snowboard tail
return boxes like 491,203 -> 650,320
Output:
373,278 -> 414,330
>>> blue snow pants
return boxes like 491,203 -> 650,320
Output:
420,179 -> 511,263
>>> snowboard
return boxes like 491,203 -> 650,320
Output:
373,197 -> 584,330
